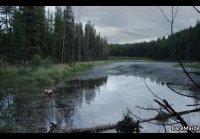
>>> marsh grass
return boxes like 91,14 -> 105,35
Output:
0,61 -> 109,89
174,62 -> 200,69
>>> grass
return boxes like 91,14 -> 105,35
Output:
0,56 -> 156,89
0,61 -> 111,89
174,62 -> 200,69
108,56 -> 152,61
0,56 -> 173,89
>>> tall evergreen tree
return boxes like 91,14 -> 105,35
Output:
63,6 -> 75,65
46,9 -> 54,58
0,6 -> 15,63
12,8 -> 26,64
54,6 -> 64,63
19,6 -> 47,63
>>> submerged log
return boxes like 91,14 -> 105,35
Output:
51,107 -> 200,133
63,124 -> 116,133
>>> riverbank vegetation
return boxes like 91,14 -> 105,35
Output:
175,62 -> 200,69
0,60 -> 112,89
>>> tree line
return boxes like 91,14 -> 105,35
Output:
109,21 -> 200,61
0,6 -> 109,66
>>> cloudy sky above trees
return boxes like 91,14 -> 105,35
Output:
47,6 -> 200,44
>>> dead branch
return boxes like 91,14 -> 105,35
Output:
154,99 -> 193,133
159,7 -> 171,23
176,57 -> 200,89
136,105 -> 164,111
143,80 -> 162,101
167,84 -> 200,99
186,104 -> 200,107
193,6 -> 200,13
63,124 -> 117,133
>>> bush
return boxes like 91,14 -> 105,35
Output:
35,75 -> 55,87
17,67 -> 30,76
43,56 -> 54,68
31,54 -> 42,66
116,111 -> 141,133
155,112 -> 170,122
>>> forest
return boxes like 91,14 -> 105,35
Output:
0,6 -> 109,66
109,21 -> 200,61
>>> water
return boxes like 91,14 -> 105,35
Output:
0,75 -> 200,133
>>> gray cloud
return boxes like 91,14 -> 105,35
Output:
48,6 -> 200,44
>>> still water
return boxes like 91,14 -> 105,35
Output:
0,75 -> 200,133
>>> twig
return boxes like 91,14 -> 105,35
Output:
159,7 -> 171,23
136,105 -> 164,111
143,80 -> 163,101
176,57 -> 200,89
193,6 -> 200,13
167,84 -> 200,99
186,104 -> 200,107
127,108 -> 179,126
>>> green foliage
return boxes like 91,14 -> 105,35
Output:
0,6 -> 109,65
116,111 -> 141,133
155,112 -> 170,122
182,63 -> 200,69
31,54 -> 42,66
43,56 -> 54,68
174,62 -> 200,69
0,61 -> 105,89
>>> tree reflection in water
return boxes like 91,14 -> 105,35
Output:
0,77 -> 108,132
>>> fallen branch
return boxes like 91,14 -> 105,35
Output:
57,107 -> 200,133
62,124 -> 116,133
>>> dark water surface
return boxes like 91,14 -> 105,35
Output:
1,71 -> 200,132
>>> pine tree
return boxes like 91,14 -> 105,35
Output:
54,6 -> 64,63
0,6 -> 15,63
19,6 -> 47,63
12,8 -> 26,64
63,6 -> 75,65
46,8 -> 54,59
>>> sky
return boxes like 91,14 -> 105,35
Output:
47,6 -> 200,44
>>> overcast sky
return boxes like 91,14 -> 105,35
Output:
47,6 -> 200,44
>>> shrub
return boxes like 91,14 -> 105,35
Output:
43,56 -> 54,68
31,54 -> 42,66
155,112 -> 170,122
116,111 -> 141,133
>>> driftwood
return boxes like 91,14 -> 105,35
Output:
48,107 -> 200,133
63,124 -> 116,133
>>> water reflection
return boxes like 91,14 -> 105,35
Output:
0,74 -> 199,133
0,77 -> 108,132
